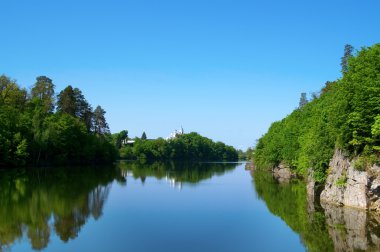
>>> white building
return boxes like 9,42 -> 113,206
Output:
121,139 -> 135,146
166,127 -> 184,140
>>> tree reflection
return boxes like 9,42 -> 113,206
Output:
0,162 -> 239,251
117,161 -> 238,185
0,166 -> 119,251
253,171 -> 335,252
253,171 -> 380,252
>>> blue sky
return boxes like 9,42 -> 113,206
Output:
1,0 -> 380,149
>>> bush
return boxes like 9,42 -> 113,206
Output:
335,174 -> 347,187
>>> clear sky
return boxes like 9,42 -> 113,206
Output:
1,0 -> 380,150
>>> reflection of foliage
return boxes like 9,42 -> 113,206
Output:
253,171 -> 334,252
118,161 -> 238,184
0,166 -> 121,251
0,162 -> 235,250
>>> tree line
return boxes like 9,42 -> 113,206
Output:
0,75 -> 240,167
114,132 -> 239,162
0,75 -> 116,167
254,43 -> 380,182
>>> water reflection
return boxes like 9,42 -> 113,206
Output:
117,161 -> 238,189
0,162 -> 237,251
322,202 -> 380,251
0,166 -> 121,251
253,171 -> 380,252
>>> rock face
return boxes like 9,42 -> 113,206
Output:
320,149 -> 380,210
272,163 -> 295,183
368,165 -> 380,211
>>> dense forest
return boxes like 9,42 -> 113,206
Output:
254,43 -> 380,182
114,132 -> 239,162
0,75 -> 239,167
0,76 -> 116,167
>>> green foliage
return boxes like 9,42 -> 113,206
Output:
341,44 -> 354,73
254,43 -> 380,181
56,86 -> 94,131
31,76 -> 55,113
57,85 -> 77,116
352,150 -> 380,171
93,105 -> 110,135
0,75 -> 116,167
237,147 -> 255,160
314,166 -> 328,183
353,157 -> 366,171
246,147 -> 254,160
372,116 -> 380,137
335,173 -> 347,187
118,132 -> 238,161
112,130 -> 128,149
119,145 -> 134,159
371,116 -> 380,153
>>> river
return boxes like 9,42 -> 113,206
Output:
1,161 -> 379,251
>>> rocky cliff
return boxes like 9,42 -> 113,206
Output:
320,149 -> 380,210
265,154 -> 380,251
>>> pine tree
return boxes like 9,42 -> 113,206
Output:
93,106 -> 109,135
57,85 -> 76,116
298,92 -> 308,109
31,76 -> 55,113
141,132 -> 147,140
341,44 -> 354,73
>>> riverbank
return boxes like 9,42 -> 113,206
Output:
255,148 -> 380,211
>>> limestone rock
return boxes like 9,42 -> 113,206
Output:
320,149 -> 380,210
320,150 -> 350,206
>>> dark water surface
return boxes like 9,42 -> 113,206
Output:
1,162 -> 379,251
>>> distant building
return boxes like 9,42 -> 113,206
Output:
166,127 -> 184,140
121,139 -> 135,146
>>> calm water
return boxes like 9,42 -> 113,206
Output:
1,162 -> 380,251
